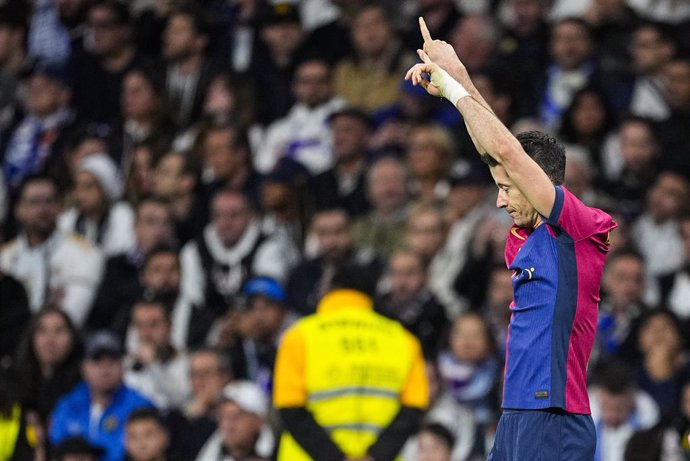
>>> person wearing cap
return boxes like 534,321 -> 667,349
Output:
3,59 -> 74,192
195,380 -> 272,461
50,330 -> 154,461
212,276 -> 295,389
255,57 -> 346,175
58,152 -> 136,256
274,264 -> 429,461
53,436 -> 105,461
308,107 -> 372,218
0,174 -> 104,327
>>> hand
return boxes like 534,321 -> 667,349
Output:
405,48 -> 461,100
418,17 -> 465,73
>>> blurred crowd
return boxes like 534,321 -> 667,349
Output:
0,0 -> 689,460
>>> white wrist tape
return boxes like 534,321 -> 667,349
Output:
433,68 -> 470,106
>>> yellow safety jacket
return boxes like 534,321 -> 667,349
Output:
274,290 -> 428,460
0,405 -> 21,461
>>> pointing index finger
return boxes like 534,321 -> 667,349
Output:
419,17 -> 432,44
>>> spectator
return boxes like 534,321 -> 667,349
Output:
124,141 -> 160,205
376,249 -> 448,357
259,157 -> 310,246
14,307 -> 82,422
182,348 -> 233,456
655,57 -> 690,176
255,58 -> 346,175
301,0 -> 361,65
197,122 -> 263,210
632,309 -> 689,419
125,300 -> 191,410
195,380 -> 272,461
352,156 -> 409,259
58,152 -> 135,256
111,64 -> 175,175
538,17 -> 596,130
0,4 -> 29,136
50,331 -> 154,461
558,86 -> 616,171
180,189 -> 299,314
403,0 -> 461,46
88,199 -> 174,334
125,409 -> 173,461
53,437 -> 104,461
417,422 -> 455,461
589,361 -> 660,461
406,124 -> 454,204
334,3 -> 414,112
309,107 -> 372,216
627,22 -> 676,121
0,175 -> 103,326
432,160 -> 494,315
448,14 -> 501,74
438,313 -> 501,430
212,276 -> 295,389
274,264 -> 428,461
152,150 -> 205,245
250,2 -> 306,126
70,0 -> 144,124
601,116 -> 660,217
563,145 -> 614,210
659,214 -> 690,319
623,423 -> 684,461
0,270 -> 30,367
403,203 -> 446,269
162,6 -> 217,128
497,0 -> 551,117
631,171 -> 688,281
401,362 -> 476,461
3,61 -> 74,193
286,207 -> 382,315
596,249 -> 649,366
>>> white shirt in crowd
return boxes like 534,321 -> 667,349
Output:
57,202 -> 136,257
124,352 -> 191,410
254,97 -> 346,175
0,230 -> 103,326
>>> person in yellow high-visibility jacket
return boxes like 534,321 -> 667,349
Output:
273,264 -> 429,461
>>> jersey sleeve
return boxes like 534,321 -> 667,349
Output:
545,186 -> 617,242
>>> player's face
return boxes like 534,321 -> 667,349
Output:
489,165 -> 540,228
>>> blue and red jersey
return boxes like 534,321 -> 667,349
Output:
502,186 -> 616,414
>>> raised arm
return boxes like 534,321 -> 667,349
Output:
405,25 -> 556,219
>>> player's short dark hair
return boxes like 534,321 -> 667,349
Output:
126,408 -> 167,429
419,422 -> 455,451
480,131 -> 566,185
